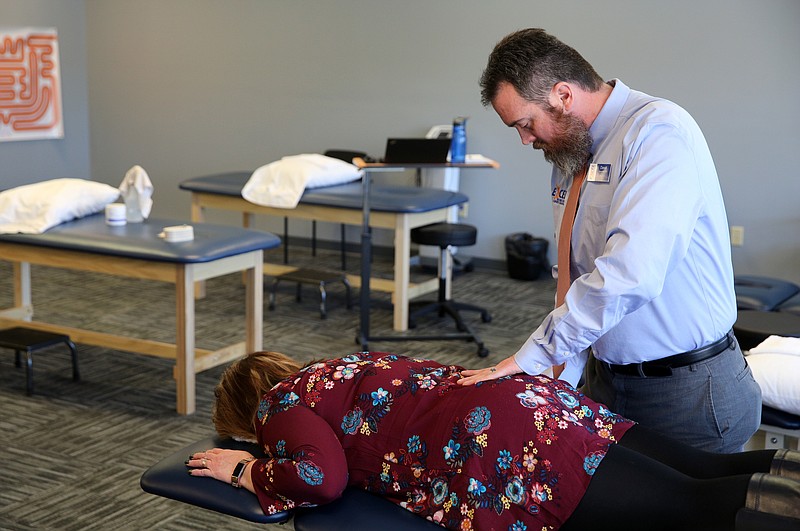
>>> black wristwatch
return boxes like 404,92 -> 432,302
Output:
231,457 -> 256,488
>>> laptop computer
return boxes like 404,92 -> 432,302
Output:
382,138 -> 451,164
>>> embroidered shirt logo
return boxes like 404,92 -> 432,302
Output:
552,186 -> 567,206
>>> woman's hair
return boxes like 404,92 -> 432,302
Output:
479,28 -> 605,107
212,351 -> 302,441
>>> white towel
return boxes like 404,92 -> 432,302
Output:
748,335 -> 800,357
119,165 -> 154,221
242,154 -> 362,209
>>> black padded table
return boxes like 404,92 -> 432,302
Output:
180,171 -> 470,332
734,310 -> 800,351
0,213 -> 281,414
734,275 -> 800,311
141,436 -> 443,530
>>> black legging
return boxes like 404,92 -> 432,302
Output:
562,425 -> 777,531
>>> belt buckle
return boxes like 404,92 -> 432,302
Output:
636,363 -> 673,378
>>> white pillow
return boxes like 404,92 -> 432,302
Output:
0,178 -> 120,234
747,352 -> 800,415
749,335 -> 800,356
303,154 -> 362,188
242,154 -> 362,209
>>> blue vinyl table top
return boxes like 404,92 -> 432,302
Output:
180,172 -> 468,213
0,213 -> 281,264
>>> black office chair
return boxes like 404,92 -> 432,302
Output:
408,222 -> 491,357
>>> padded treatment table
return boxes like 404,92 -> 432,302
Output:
0,214 -> 281,414
141,436 -> 442,530
733,310 -> 800,351
734,275 -> 800,311
293,488 -> 443,531
777,293 -> 800,316
180,172 -> 469,331
761,405 -> 800,450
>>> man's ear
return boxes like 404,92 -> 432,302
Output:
550,82 -> 574,112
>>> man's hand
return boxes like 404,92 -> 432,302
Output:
458,355 -> 523,386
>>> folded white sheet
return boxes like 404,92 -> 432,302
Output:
119,165 -> 154,221
242,154 -> 362,209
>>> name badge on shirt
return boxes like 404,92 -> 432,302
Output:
586,163 -> 612,183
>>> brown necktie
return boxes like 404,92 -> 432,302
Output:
556,165 -> 587,307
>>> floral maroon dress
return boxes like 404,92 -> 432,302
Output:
250,352 -> 634,530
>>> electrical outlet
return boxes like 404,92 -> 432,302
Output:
730,226 -> 744,247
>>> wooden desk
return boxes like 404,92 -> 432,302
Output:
0,215 -> 281,414
181,173 -> 471,331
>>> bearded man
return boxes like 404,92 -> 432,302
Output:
459,28 -> 761,453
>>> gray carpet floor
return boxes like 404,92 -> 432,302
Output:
0,246 -> 555,530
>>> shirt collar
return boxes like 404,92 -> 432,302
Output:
589,78 -> 630,154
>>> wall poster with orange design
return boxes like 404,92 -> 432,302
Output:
0,27 -> 63,142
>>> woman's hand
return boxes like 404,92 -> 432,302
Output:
457,355 -> 523,386
186,448 -> 256,490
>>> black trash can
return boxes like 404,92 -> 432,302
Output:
505,233 -> 550,280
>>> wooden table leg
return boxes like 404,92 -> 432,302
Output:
175,264 -> 196,415
13,262 -> 32,312
393,217 -> 411,332
246,251 -> 264,353
191,198 -> 208,300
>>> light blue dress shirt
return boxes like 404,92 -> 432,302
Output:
515,79 -> 736,386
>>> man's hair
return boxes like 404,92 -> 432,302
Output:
480,28 -> 605,106
212,351 -> 302,441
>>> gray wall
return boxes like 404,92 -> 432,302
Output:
4,1 -> 800,284
0,0 -> 90,189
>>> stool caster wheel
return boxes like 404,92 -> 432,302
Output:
477,345 -> 489,357
481,312 -> 492,323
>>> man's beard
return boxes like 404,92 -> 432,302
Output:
534,107 -> 593,176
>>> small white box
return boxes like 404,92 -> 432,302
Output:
159,225 -> 194,242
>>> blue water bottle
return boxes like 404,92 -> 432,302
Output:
451,117 -> 467,163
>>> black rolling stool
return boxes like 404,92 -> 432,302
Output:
0,327 -> 80,395
409,223 -> 491,357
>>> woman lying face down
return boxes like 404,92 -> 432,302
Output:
186,351 -> 800,530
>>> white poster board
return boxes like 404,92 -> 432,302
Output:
0,27 -> 64,142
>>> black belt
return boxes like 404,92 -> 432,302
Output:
603,330 -> 735,377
